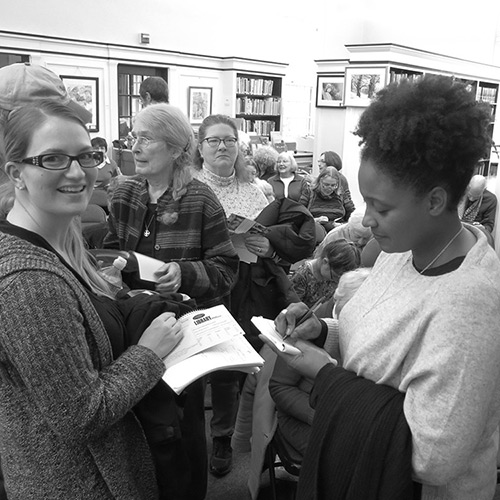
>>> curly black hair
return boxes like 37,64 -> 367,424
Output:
354,75 -> 491,208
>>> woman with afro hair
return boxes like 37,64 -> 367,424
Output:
263,75 -> 500,500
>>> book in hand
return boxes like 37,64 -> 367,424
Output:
162,305 -> 264,394
227,213 -> 269,264
251,316 -> 301,355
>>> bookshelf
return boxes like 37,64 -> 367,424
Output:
235,73 -> 282,136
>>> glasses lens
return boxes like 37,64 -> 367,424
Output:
206,138 -> 221,148
41,154 -> 69,170
224,138 -> 237,147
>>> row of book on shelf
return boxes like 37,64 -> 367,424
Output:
236,96 -> 281,115
237,77 -> 275,96
238,119 -> 277,135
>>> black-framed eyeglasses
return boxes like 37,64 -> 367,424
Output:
203,137 -> 238,148
20,151 -> 105,171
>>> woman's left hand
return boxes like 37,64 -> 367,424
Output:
154,262 -> 182,294
244,234 -> 273,258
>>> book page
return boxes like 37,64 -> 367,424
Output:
163,335 -> 264,394
251,316 -> 301,355
163,304 -> 245,369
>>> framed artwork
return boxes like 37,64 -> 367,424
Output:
344,67 -> 386,107
316,75 -> 344,107
60,76 -> 99,132
188,86 -> 212,125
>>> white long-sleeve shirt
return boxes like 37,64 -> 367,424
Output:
325,225 -> 500,500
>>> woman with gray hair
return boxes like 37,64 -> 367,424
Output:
104,103 -> 238,500
268,151 -> 308,202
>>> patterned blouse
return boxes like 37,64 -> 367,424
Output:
194,165 -> 268,219
290,260 -> 339,308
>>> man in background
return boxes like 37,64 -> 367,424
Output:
139,76 -> 169,106
459,174 -> 497,234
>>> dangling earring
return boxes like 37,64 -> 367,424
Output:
15,184 -> 26,190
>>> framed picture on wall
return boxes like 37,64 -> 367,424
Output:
344,67 -> 386,107
188,87 -> 212,125
60,76 -> 99,132
316,75 -> 344,107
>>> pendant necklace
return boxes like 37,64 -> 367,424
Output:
143,210 -> 156,238
363,225 -> 464,316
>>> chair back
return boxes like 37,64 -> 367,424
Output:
81,204 -> 107,229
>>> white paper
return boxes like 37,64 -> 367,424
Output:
230,234 -> 258,264
251,316 -> 301,355
131,252 -> 164,282
163,335 -> 264,394
163,304 -> 246,369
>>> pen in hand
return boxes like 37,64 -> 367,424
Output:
282,299 -> 324,341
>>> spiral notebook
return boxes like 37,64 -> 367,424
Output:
162,304 -> 264,394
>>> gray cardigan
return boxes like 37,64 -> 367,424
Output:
0,231 -> 164,499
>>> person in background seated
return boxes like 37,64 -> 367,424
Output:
315,210 -> 372,257
290,238 -> 360,308
246,159 -> 274,203
317,150 -> 353,206
269,268 -> 370,462
458,174 -> 497,234
90,136 -> 121,212
0,100 -> 183,500
299,166 -> 355,235
253,145 -> 279,181
140,76 -> 169,107
266,75 -> 500,500
268,151 -> 307,202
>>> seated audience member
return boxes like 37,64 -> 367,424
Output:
290,238 -> 360,308
268,151 -> 307,202
253,145 -> 279,181
314,210 -> 372,257
265,75 -> 500,500
270,268 -> 371,462
140,76 -> 169,107
0,100 -> 183,500
246,159 -> 274,203
90,136 -> 121,210
299,166 -> 355,235
458,174 -> 497,234
317,150 -> 353,205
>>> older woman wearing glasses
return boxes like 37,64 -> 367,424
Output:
300,166 -> 355,235
103,103 -> 238,500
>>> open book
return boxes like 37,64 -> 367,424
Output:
162,305 -> 264,394
251,316 -> 301,355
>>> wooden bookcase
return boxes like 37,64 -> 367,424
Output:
235,73 -> 282,136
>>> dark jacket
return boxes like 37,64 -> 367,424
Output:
230,197 -> 316,350
297,364 -> 421,500
268,173 -> 307,202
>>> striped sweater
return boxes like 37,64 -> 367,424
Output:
104,176 -> 239,307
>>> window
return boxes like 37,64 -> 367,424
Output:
117,65 -> 168,138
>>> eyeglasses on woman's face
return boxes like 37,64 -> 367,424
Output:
202,137 -> 238,148
20,151 -> 104,171
131,135 -> 163,148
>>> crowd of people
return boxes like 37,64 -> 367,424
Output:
0,61 -> 499,500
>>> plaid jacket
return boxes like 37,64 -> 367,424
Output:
104,176 -> 239,307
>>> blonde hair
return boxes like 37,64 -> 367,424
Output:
3,101 -> 113,297
334,267 -> 371,315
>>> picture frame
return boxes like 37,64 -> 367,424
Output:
60,76 -> 99,132
344,67 -> 386,107
188,87 -> 212,125
316,75 -> 344,107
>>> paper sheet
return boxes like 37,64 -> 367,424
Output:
131,252 -> 164,283
251,316 -> 301,355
